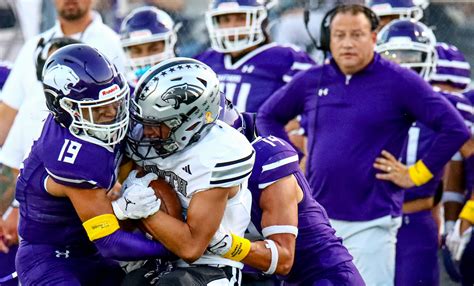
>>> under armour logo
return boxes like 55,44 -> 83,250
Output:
242,65 -> 254,73
55,250 -> 70,258
124,197 -> 135,211
318,88 -> 329,97
182,165 -> 192,175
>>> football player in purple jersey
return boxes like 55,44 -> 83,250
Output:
367,0 -> 427,30
208,100 -> 364,285
14,44 -> 173,285
197,0 -> 315,113
429,43 -> 474,234
257,5 -> 470,285
120,6 -> 178,86
376,20 -> 474,286
0,38 -> 84,286
196,0 -> 315,155
426,43 -> 474,285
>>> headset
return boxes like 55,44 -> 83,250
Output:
304,4 -> 380,52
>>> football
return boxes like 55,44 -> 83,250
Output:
148,178 -> 182,220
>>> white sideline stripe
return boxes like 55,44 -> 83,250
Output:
262,155 -> 299,173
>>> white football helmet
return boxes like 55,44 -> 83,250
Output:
127,58 -> 221,159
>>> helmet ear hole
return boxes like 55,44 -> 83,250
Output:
186,122 -> 200,131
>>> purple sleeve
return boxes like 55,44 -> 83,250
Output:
281,49 -> 316,81
258,150 -> 300,187
95,229 -> 175,261
399,74 -> 470,174
0,63 -> 11,90
257,68 -> 315,143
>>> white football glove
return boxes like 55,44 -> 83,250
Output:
207,226 -> 232,256
122,170 -> 158,190
446,219 -> 472,261
112,184 -> 161,220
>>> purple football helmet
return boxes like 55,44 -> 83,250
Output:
0,61 -> 11,90
367,0 -> 426,21
376,19 -> 437,80
120,6 -> 177,82
206,0 -> 273,53
42,44 -> 129,147
430,42 -> 471,90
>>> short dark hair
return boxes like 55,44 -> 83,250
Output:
330,4 -> 379,31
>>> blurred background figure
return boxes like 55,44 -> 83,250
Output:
367,0 -> 427,29
120,6 -> 177,85
376,19 -> 474,286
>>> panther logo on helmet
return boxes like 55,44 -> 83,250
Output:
161,83 -> 204,109
43,64 -> 80,95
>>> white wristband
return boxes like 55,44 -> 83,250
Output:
111,200 -> 126,220
262,225 -> 298,238
263,239 -> 278,275
442,192 -> 465,204
451,151 -> 463,161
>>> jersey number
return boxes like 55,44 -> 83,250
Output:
58,139 -> 82,164
221,82 -> 252,112
261,136 -> 287,147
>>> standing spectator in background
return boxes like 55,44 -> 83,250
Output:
376,21 -> 473,286
257,4 -> 470,285
197,0 -> 315,113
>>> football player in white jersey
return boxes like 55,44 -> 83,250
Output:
123,57 -> 255,285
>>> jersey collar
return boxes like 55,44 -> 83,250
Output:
223,43 -> 278,70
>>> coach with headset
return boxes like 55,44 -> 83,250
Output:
257,4 -> 470,285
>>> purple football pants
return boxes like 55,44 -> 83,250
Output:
16,241 -> 125,285
282,261 -> 365,286
0,244 -> 18,286
395,210 -> 439,286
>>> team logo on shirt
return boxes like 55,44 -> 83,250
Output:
161,83 -> 204,109
318,88 -> 329,97
43,64 -> 80,95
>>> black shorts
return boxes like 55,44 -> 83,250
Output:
122,260 -> 241,286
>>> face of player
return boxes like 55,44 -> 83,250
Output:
80,100 -> 122,124
55,0 -> 92,21
143,124 -> 172,140
127,41 -> 166,60
216,13 -> 248,41
330,12 -> 376,75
